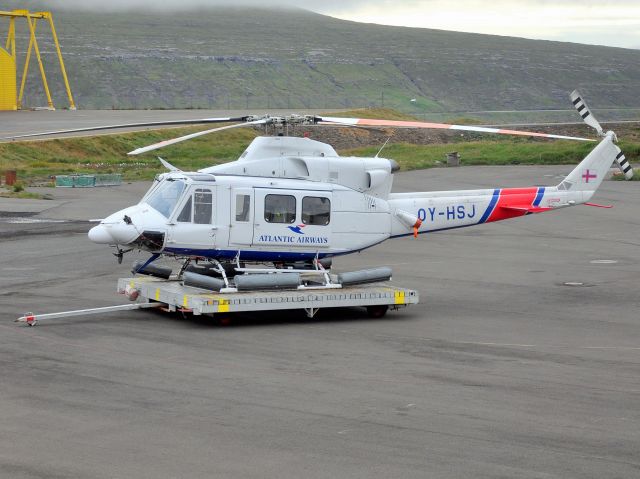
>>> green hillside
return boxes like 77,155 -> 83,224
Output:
3,3 -> 640,117
2,122 -> 638,184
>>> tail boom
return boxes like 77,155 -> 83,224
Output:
388,135 -> 621,238
389,186 -> 555,237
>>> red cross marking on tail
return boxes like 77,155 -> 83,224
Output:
582,169 -> 597,183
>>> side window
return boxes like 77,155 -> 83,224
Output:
235,194 -> 251,222
177,196 -> 192,222
194,189 -> 212,224
264,194 -> 296,224
302,196 -> 330,225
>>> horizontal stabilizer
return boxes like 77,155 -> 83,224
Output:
584,202 -> 613,209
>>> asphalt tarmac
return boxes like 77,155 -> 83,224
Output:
1,166 -> 639,478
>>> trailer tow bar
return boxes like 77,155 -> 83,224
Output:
15,303 -> 162,326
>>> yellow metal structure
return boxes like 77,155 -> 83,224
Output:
0,45 -> 16,110
0,9 -> 76,110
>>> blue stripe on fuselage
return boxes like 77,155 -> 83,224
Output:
533,187 -> 545,206
478,188 -> 500,224
163,248 -> 330,261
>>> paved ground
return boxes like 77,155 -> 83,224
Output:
0,166 -> 639,479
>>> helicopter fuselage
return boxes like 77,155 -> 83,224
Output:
89,172 -> 394,261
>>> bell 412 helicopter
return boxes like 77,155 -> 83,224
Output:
11,90 -> 633,289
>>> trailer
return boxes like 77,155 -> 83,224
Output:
15,274 -> 419,326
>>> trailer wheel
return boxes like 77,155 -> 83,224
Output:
366,305 -> 388,318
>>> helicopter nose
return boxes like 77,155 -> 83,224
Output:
88,220 -> 139,245
88,224 -> 113,244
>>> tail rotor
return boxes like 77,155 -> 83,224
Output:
570,90 -> 633,180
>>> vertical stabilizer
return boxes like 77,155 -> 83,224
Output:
570,90 -> 633,180
558,133 -> 620,195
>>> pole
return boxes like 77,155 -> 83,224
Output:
17,16 -> 37,110
25,16 -> 55,110
5,17 -> 15,59
47,13 -> 76,110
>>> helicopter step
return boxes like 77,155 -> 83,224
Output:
116,276 -> 418,319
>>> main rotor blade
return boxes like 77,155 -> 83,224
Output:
3,117 -> 250,141
127,119 -> 267,156
316,116 -> 595,142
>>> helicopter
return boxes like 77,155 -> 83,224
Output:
9,91 -> 633,287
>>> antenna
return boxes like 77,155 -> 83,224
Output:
158,157 -> 181,172
375,137 -> 392,158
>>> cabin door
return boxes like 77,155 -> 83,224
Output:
253,188 -> 332,250
167,186 -> 217,251
229,187 -> 254,246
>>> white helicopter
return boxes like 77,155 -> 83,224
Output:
11,91 -> 633,288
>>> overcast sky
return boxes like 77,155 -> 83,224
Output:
43,0 -> 640,49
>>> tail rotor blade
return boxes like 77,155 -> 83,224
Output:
570,90 -> 603,136
615,150 -> 635,180
570,90 -> 633,179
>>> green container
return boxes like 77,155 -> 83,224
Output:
55,175 -> 96,187
55,175 -> 73,187
94,174 -> 122,187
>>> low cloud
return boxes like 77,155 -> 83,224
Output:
12,0 -> 640,49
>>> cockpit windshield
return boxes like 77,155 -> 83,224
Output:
144,178 -> 186,218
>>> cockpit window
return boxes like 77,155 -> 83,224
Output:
145,179 -> 186,218
177,196 -> 192,222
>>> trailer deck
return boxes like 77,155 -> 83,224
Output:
118,276 -> 419,318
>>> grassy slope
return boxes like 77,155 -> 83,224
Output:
323,108 -> 419,120
4,3 -> 640,115
343,140 -> 640,170
0,127 -> 258,182
3,127 -> 638,183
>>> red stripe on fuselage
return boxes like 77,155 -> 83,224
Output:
486,187 -> 539,222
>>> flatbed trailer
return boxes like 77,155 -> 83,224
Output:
16,276 -> 419,325
118,276 -> 419,318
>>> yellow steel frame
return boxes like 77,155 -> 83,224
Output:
0,9 -> 76,110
